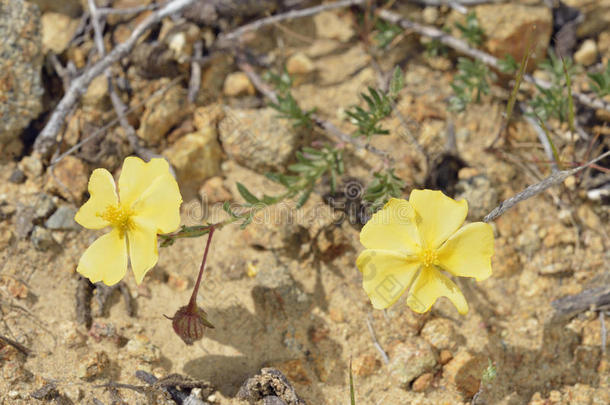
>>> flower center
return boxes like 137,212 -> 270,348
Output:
99,203 -> 134,237
420,248 -> 438,268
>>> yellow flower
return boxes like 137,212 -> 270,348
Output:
74,157 -> 182,285
356,190 -> 494,315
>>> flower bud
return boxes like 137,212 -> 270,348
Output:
169,304 -> 214,345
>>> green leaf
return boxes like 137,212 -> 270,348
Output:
587,61 -> 610,97
389,66 -> 404,98
302,147 -> 324,156
288,163 -> 314,173
240,215 -> 253,229
349,358 -> 356,405
363,169 -> 405,214
296,186 -> 314,208
236,182 -> 260,205
222,201 -> 239,218
498,54 -> 519,74
561,55 -> 575,132
534,112 -> 562,170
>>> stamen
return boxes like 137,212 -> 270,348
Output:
420,248 -> 438,267
99,203 -> 134,236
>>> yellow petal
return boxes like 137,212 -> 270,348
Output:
360,198 -> 421,254
77,229 -> 127,285
409,189 -> 467,249
437,222 -> 494,281
357,249 -> 421,309
131,173 -> 182,234
74,168 -> 118,229
407,267 -> 468,315
127,218 -> 159,284
118,157 -> 172,207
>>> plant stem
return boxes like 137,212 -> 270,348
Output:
187,225 -> 215,310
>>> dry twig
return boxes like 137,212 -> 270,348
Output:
217,0 -> 366,46
88,0 -> 158,161
376,9 -> 610,114
483,151 -> 610,222
34,0 -> 197,157
366,313 -> 389,364
49,76 -> 183,167
238,61 -> 392,162
0,334 -> 31,356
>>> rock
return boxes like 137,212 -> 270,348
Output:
439,350 -> 453,365
166,271 -> 189,291
163,128 -> 222,191
352,354 -> 379,377
223,72 -> 255,97
60,386 -> 82,403
44,156 -> 89,202
421,318 -> 458,351
237,368 -> 306,405
82,74 -> 109,107
577,204 -> 602,230
314,11 -> 354,42
59,321 -> 86,348
8,169 -> 26,184
412,372 -> 434,392
272,359 -> 312,385
0,200 -> 16,221
599,31 -> 610,57
34,193 -> 57,220
218,107 -> 305,173
137,82 -> 191,144
454,174 -> 498,220
0,227 -> 13,250
199,176 -> 232,204
200,53 -> 234,103
163,22 -> 201,64
41,12 -> 80,54
466,4 -> 552,69
422,7 -> 439,25
329,307 -> 344,323
126,334 -> 161,363
0,275 -> 28,299
31,226 -> 57,251
286,52 -> 315,75
581,318 -> 606,347
443,351 -> 488,398
0,0 -> 44,156
45,205 -> 79,230
574,39 -> 598,66
14,204 -> 35,239
19,154 -> 43,179
193,104 -> 225,131
563,0 -> 610,38
29,0 -> 82,16
78,351 -> 109,380
388,338 -> 437,387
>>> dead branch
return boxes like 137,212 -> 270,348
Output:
88,0 -> 159,162
376,8 -> 610,114
97,4 -> 159,16
0,334 -> 31,356
366,313 -> 389,364
49,76 -> 183,167
552,285 -> 610,321
217,0 -> 366,47
483,150 -> 610,222
34,0 -> 197,158
188,41 -> 204,103
238,61 -> 392,162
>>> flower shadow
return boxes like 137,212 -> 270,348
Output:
183,278 -> 345,400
